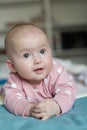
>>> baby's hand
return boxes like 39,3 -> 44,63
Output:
30,99 -> 61,120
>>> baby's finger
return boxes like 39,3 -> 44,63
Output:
31,107 -> 46,113
31,112 -> 47,119
41,116 -> 49,120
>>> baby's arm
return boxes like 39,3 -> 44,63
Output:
2,74 -> 36,116
53,66 -> 77,114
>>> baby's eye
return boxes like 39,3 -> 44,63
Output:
23,53 -> 30,58
40,49 -> 46,54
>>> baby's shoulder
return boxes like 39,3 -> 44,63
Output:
7,72 -> 22,83
52,60 -> 64,72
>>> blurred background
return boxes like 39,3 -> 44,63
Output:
0,0 -> 87,98
0,0 -> 87,63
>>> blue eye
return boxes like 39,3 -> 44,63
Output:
23,53 -> 30,58
40,49 -> 46,54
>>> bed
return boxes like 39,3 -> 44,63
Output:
0,57 -> 87,130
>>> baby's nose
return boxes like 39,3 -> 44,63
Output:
33,53 -> 42,64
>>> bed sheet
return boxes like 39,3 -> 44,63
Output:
0,97 -> 87,130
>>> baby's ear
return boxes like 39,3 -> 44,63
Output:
6,59 -> 16,73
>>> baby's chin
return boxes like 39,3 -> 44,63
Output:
29,75 -> 46,85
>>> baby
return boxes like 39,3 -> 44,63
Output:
2,23 -> 77,120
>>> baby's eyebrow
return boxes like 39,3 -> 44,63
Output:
39,44 -> 49,48
20,48 -> 31,53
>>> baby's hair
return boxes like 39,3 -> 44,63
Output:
4,23 -> 48,57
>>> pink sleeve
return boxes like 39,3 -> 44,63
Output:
51,63 -> 77,114
2,73 -> 36,116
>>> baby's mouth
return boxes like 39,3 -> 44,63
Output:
34,68 -> 44,74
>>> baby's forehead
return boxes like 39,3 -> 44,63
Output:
11,25 -> 44,37
9,26 -> 47,45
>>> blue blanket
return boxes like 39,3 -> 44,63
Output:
0,97 -> 87,130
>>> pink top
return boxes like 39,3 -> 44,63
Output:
2,61 -> 77,116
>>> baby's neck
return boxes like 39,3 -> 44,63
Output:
29,80 -> 42,87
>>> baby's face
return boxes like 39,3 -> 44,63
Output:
10,30 -> 52,85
